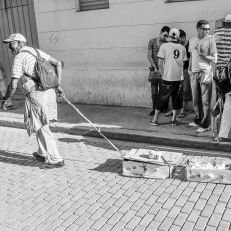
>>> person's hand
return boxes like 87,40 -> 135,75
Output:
56,86 -> 65,97
188,69 -> 193,76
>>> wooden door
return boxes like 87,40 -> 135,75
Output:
0,0 -> 39,89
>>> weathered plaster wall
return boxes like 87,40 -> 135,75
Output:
34,0 -> 231,107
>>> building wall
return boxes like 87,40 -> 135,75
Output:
34,0 -> 230,107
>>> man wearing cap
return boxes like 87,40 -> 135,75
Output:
188,20 -> 217,133
149,28 -> 187,126
2,33 -> 65,169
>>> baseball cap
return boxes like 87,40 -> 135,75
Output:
225,14 -> 231,22
169,28 -> 180,39
3,33 -> 26,43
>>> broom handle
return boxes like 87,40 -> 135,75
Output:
62,95 -> 123,156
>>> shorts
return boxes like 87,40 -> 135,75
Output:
156,80 -> 183,111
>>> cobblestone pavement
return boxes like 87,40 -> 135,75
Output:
0,126 -> 231,231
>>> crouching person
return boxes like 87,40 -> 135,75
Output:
2,33 -> 64,169
149,28 -> 187,126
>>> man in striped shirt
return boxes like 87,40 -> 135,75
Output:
2,33 -> 65,169
213,15 -> 231,143
214,15 -> 231,68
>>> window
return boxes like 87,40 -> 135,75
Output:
75,0 -> 109,11
165,0 -> 203,2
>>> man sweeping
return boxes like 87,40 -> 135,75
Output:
2,33 -> 65,169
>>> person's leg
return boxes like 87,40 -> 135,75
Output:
171,81 -> 183,125
38,125 -> 63,164
35,129 -> 47,158
153,109 -> 160,122
219,94 -> 231,138
150,80 -> 172,125
179,101 -> 186,115
172,110 -> 177,122
150,82 -> 159,115
199,74 -> 212,128
190,73 -> 201,125
179,70 -> 192,117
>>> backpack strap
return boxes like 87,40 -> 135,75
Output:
20,50 -> 38,60
33,48 -> 41,58
20,48 -> 41,59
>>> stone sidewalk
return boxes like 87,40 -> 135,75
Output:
0,126 -> 231,231
0,97 -> 231,153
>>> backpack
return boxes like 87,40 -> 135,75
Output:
21,48 -> 59,90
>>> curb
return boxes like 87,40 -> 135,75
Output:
1,119 -> 230,154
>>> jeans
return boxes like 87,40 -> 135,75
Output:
190,71 -> 212,128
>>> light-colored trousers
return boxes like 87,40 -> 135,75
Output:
44,88 -> 57,121
219,93 -> 231,138
36,124 -> 63,164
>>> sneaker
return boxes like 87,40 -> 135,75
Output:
40,160 -> 65,169
2,104 -> 16,110
189,122 -> 198,127
149,110 -> 155,116
212,136 -> 223,143
33,152 -> 45,162
149,120 -> 158,126
196,127 -> 210,133
172,120 -> 178,126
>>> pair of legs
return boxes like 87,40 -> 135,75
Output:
150,81 -> 168,115
151,80 -> 183,124
166,69 -> 192,117
35,124 -> 63,165
215,93 -> 231,142
190,72 -> 212,129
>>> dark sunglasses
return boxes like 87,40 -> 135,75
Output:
163,34 -> 169,38
200,27 -> 210,31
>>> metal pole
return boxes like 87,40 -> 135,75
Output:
62,95 -> 124,156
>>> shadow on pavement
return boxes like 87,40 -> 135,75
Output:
58,137 -> 131,152
89,158 -> 122,174
0,150 -> 41,167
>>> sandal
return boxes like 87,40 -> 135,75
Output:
212,136 -> 223,144
178,113 -> 186,118
165,111 -> 173,117
149,120 -> 158,126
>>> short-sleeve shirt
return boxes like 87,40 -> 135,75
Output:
12,46 -> 50,79
214,28 -> 231,68
189,36 -> 217,73
157,42 -> 187,81
148,37 -> 165,67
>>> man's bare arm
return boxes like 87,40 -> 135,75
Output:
158,58 -> 164,76
147,50 -> 158,70
3,78 -> 19,101
201,52 -> 217,64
